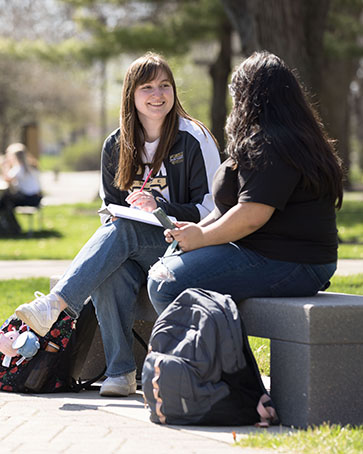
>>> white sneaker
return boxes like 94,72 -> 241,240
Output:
15,292 -> 62,337
99,371 -> 137,397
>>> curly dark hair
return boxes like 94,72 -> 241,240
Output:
225,51 -> 343,208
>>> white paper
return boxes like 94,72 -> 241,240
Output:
101,204 -> 177,227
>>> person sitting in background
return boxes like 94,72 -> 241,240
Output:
0,143 -> 42,209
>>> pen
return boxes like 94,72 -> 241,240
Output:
140,168 -> 153,192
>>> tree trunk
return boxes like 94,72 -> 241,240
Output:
320,57 -> 358,188
221,0 -> 330,96
209,18 -> 232,151
99,60 -> 108,143
0,117 -> 11,153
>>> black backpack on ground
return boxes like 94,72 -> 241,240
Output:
0,298 -> 106,393
142,288 -> 279,426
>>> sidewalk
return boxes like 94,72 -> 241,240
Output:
40,170 -> 100,206
0,258 -> 362,280
0,390 -> 287,454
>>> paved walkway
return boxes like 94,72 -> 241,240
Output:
0,390 -> 286,454
0,258 -> 362,280
40,170 -> 100,206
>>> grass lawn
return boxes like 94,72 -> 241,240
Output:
0,202 -> 101,259
234,423 -> 363,454
336,193 -> 363,259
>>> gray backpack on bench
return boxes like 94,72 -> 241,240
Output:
142,288 -> 278,426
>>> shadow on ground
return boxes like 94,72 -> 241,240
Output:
0,230 -> 63,239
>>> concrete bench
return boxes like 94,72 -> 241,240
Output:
50,276 -> 363,428
238,292 -> 363,428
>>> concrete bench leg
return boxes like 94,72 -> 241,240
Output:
239,292 -> 363,428
270,340 -> 363,427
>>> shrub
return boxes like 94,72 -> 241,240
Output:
61,138 -> 102,171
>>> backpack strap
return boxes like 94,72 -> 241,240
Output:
132,328 -> 149,351
69,365 -> 107,393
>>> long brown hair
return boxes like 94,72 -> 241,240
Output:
226,51 -> 344,209
115,52 -> 201,190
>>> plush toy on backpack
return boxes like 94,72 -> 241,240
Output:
0,324 -> 40,367
0,313 -> 73,393
0,299 -> 105,394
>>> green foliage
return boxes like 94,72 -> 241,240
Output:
325,0 -> 363,57
171,55 -> 212,128
350,163 -> 363,186
39,154 -> 63,172
61,138 -> 102,171
0,0 -> 226,64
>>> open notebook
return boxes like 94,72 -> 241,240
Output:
98,204 -> 177,227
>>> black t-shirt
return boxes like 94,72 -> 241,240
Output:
212,152 -> 338,264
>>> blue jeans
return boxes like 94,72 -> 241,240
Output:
52,217 -> 168,377
147,243 -> 337,315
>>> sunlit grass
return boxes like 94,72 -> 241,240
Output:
0,277 -> 49,321
337,194 -> 363,259
234,424 -> 363,454
0,202 -> 101,260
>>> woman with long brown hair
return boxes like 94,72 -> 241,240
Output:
148,51 -> 343,315
16,52 -> 220,396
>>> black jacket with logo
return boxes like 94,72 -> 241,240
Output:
99,117 -> 221,223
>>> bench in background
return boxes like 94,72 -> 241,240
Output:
50,276 -> 363,428
15,205 -> 43,235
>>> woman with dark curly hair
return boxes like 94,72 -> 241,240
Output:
148,50 -> 344,315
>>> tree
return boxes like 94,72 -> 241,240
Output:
319,0 -> 363,187
0,57 -> 94,154
221,0 -> 330,95
60,0 -> 233,148
0,0 -> 234,149
0,0 -> 96,153
220,0 -> 363,186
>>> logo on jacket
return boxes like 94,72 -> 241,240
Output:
169,152 -> 184,165
132,168 -> 168,192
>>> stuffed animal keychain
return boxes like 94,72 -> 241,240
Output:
0,324 -> 40,367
